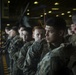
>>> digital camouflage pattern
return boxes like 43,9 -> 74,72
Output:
17,41 -> 34,70
8,35 -> 24,75
4,36 -> 13,53
69,34 -> 76,46
35,43 -> 75,75
23,39 -> 57,75
8,35 -> 24,60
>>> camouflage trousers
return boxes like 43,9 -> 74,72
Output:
12,60 -> 23,75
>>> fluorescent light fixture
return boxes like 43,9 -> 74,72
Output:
27,13 -> 30,15
67,11 -> 71,13
52,8 -> 59,10
61,13 -> 65,15
8,1 -> 10,3
54,2 -> 59,5
34,1 -> 38,4
48,11 -> 52,13
73,8 -> 76,10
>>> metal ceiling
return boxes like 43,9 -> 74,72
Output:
9,0 -> 76,17
2,0 -> 76,29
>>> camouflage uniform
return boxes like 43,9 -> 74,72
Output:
4,37 -> 13,69
35,43 -> 75,75
69,34 -> 76,46
68,52 -> 76,75
66,34 -> 76,75
23,39 -> 56,75
8,35 -> 24,75
4,36 -> 13,53
17,41 -> 34,70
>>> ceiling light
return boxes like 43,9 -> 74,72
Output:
54,2 -> 59,5
27,13 -> 30,15
27,9 -> 29,11
7,24 -> 10,26
67,11 -> 71,13
40,15 -> 43,17
61,13 -> 65,15
52,8 -> 59,10
2,42 -> 4,44
56,15 -> 59,17
34,1 -> 38,4
73,8 -> 76,10
69,15 -> 72,17
8,1 -> 10,3
44,13 -> 47,15
48,11 -> 52,13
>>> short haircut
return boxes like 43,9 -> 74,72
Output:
45,17 -> 66,30
32,26 -> 44,32
18,25 -> 26,30
11,26 -> 18,33
5,27 -> 11,30
22,27 -> 32,35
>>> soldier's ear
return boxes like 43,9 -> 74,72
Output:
59,30 -> 64,36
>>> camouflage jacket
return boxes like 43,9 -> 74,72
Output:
8,35 -> 24,60
69,34 -> 76,46
23,39 -> 56,75
35,43 -> 75,75
17,41 -> 34,70
4,37 -> 13,52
